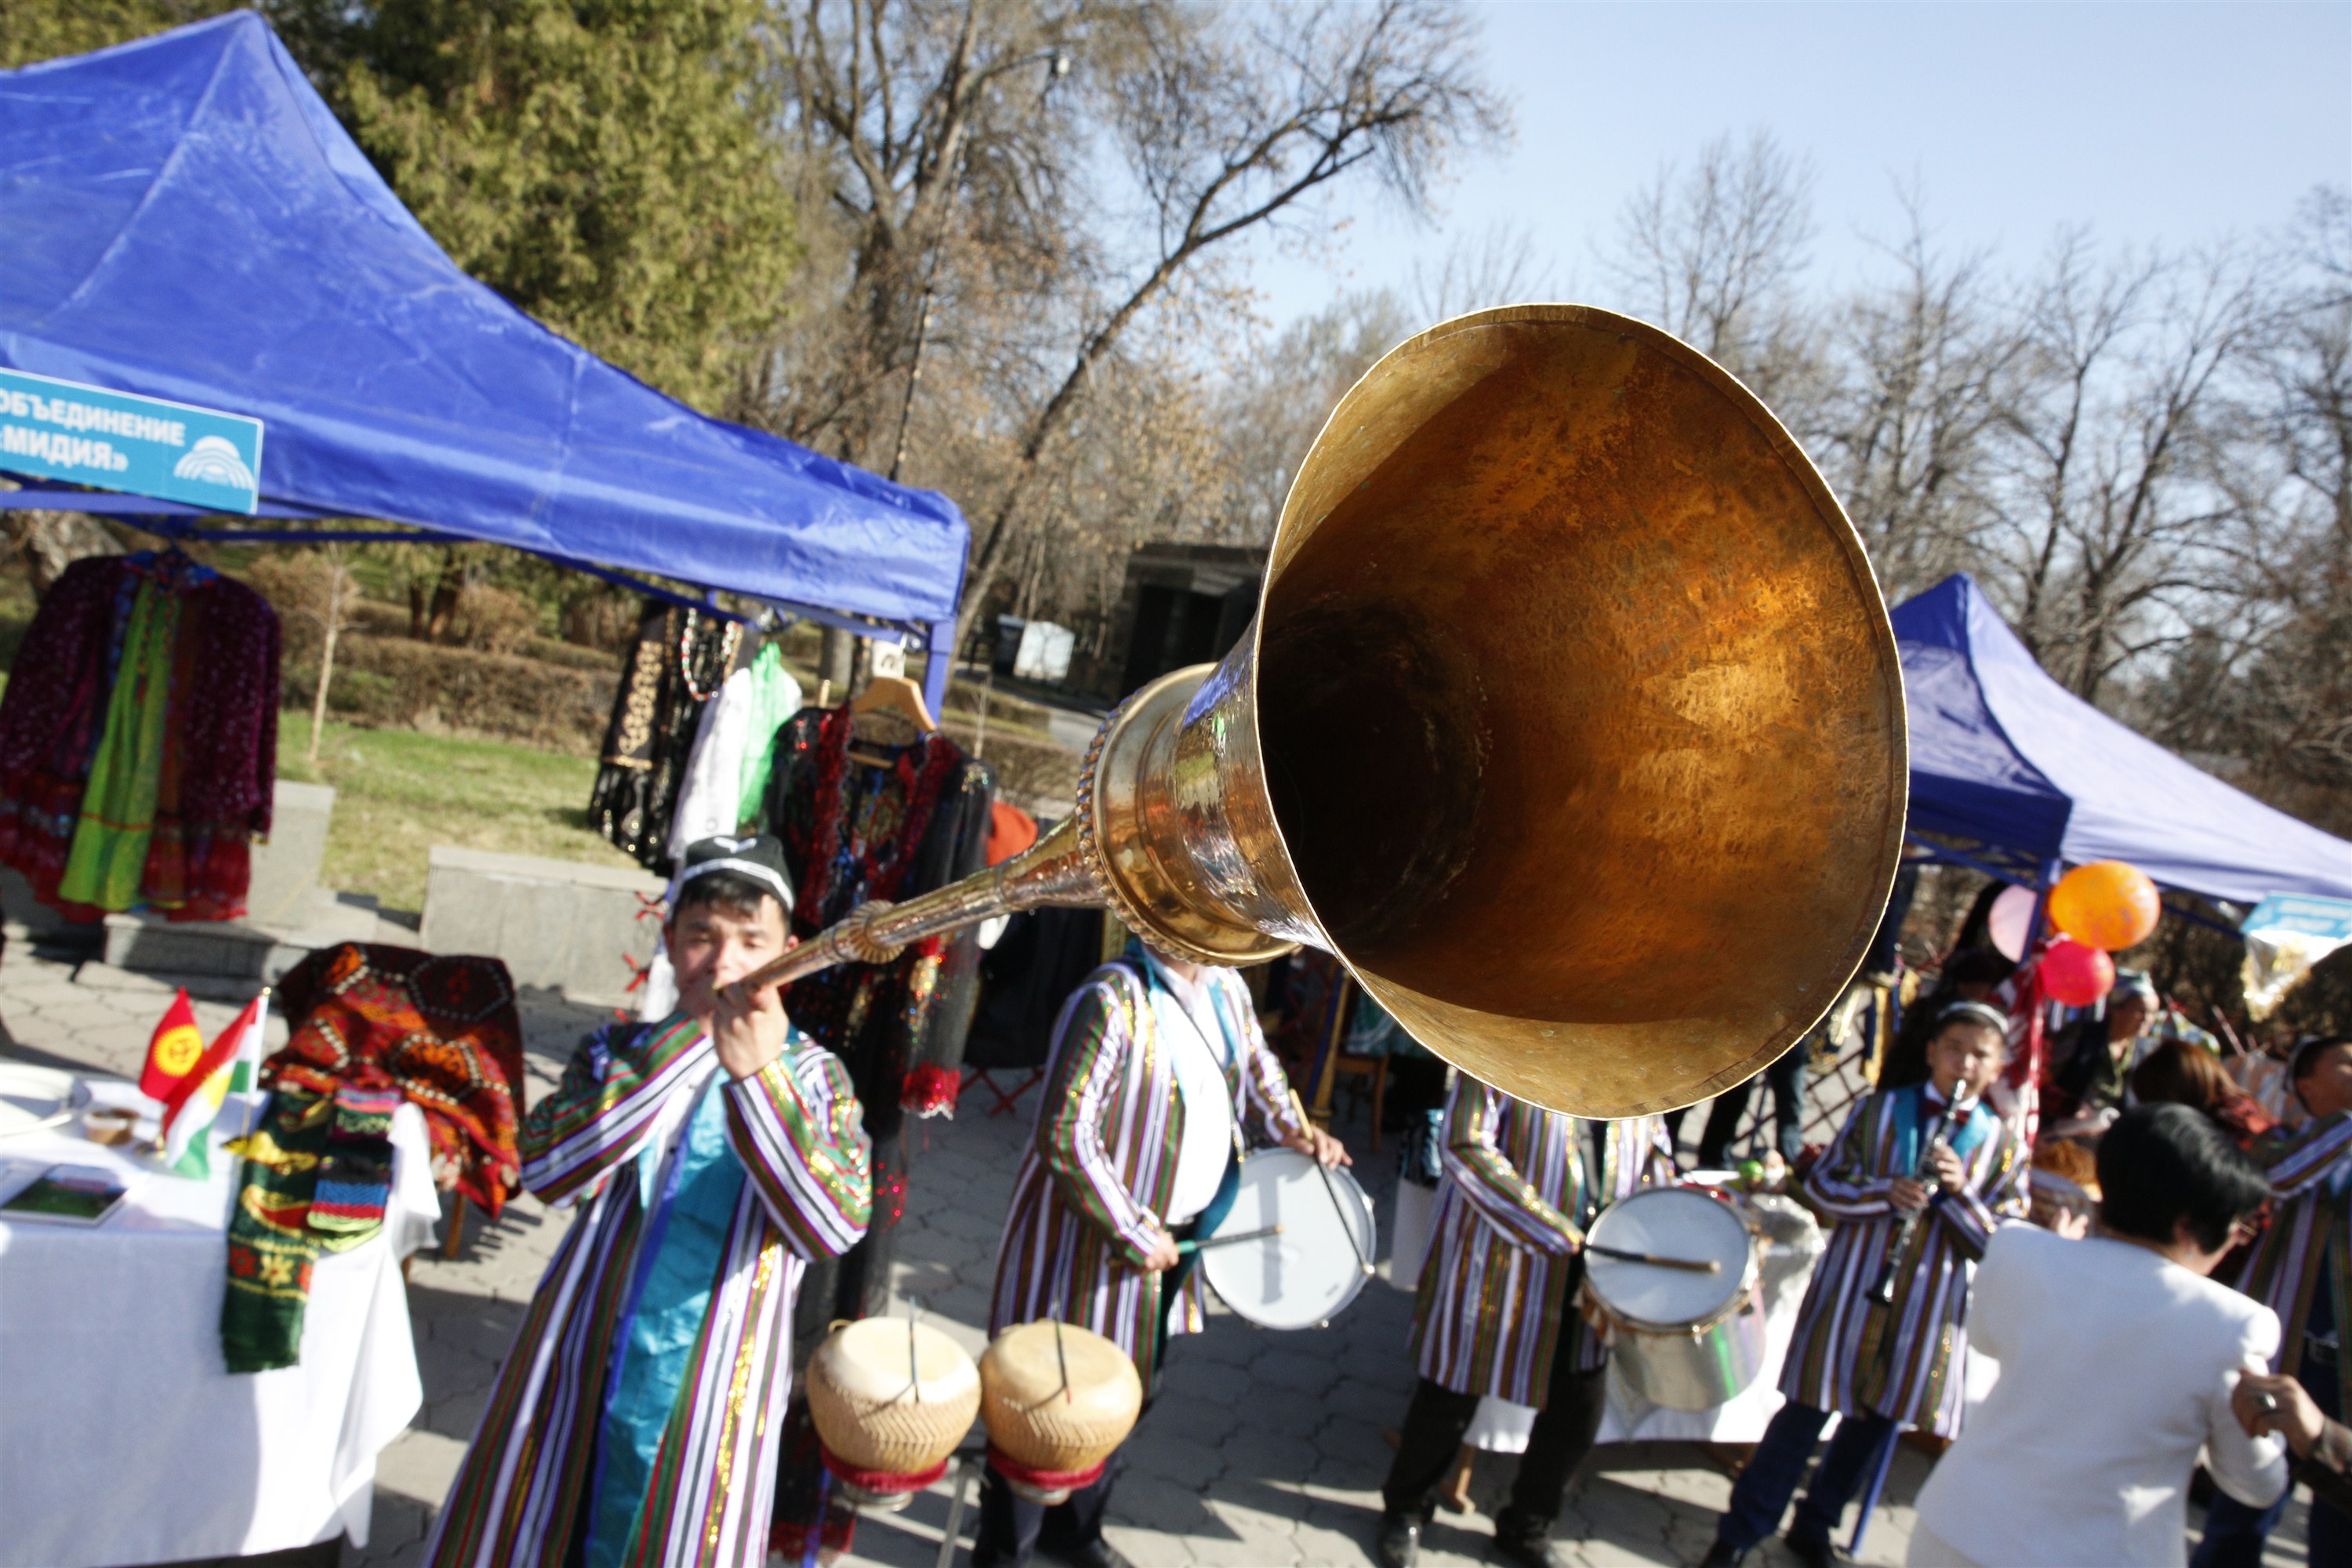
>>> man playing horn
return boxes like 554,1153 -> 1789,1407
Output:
426,835 -> 873,1568
1374,1080 -> 1677,1568
978,935 -> 1348,1568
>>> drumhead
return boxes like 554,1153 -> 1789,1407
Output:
1199,1148 -> 1377,1331
1584,1186 -> 1752,1329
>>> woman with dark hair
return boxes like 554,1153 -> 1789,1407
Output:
1907,1104 -> 2286,1566
2132,1038 -> 2278,1149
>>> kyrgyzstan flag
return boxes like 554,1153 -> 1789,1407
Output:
161,998 -> 260,1179
138,989 -> 205,1104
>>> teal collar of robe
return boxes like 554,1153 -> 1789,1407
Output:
1890,1080 -> 1996,1178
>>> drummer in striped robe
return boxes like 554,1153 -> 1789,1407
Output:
979,938 -> 1348,1568
1700,1001 -> 2025,1568
1373,1076 -> 1678,1568
424,836 -> 873,1568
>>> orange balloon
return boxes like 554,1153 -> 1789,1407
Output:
2049,860 -> 2161,951
2042,938 -> 2117,1007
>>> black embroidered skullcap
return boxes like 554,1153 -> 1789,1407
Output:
673,833 -> 795,911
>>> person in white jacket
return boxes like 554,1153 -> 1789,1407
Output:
1909,1103 -> 2285,1568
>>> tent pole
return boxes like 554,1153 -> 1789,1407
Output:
2024,856 -> 2062,950
924,619 -> 954,722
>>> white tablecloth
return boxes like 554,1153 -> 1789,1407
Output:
0,1087 -> 435,1568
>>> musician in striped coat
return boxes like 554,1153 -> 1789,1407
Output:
1374,1076 -> 1676,1568
2195,1032 -> 2352,1568
1703,1002 -> 2025,1568
426,837 -> 873,1568
978,939 -> 1343,1568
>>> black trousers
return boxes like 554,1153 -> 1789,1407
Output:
971,1446 -> 1127,1568
1665,1047 -> 1809,1167
972,1221 -> 1204,1568
1381,1358 -> 1610,1541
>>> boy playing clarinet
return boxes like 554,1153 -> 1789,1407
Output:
1701,1001 -> 2027,1568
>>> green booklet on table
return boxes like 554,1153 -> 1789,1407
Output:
0,1162 -> 129,1225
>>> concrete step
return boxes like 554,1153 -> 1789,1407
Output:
97,887 -> 425,983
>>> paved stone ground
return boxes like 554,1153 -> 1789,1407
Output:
1,938 -> 2310,1568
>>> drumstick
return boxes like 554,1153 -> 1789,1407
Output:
1291,1089 -> 1374,1279
1585,1242 -> 1721,1273
1177,1224 -> 1283,1254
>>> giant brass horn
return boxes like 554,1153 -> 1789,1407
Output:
732,305 -> 1907,1116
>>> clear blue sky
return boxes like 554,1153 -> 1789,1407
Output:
1241,0 -> 2352,328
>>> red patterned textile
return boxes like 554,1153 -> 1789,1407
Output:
267,943 -> 526,1216
0,557 -> 132,911
0,553 -> 278,920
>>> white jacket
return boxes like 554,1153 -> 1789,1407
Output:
1911,1223 -> 2287,1568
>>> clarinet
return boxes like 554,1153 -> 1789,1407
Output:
1869,1094 -> 1969,1306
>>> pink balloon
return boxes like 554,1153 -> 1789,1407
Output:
1987,884 -> 2038,962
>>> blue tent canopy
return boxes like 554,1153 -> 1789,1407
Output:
0,13 -> 965,666
1896,572 -> 2352,904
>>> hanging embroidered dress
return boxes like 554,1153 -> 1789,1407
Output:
588,603 -> 739,873
0,552 -> 278,920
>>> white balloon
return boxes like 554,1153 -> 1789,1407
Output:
1987,883 -> 2038,961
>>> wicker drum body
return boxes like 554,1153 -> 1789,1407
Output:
978,1320 -> 1144,1475
805,1318 -> 982,1478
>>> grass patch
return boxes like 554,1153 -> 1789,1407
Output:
278,710 -> 644,913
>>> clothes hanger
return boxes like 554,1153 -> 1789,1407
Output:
846,673 -> 937,765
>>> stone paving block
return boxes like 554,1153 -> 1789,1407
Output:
351,1494 -> 434,1568
1250,1344 -> 1343,1393
1115,1472 -> 1225,1537
1163,1357 -> 1255,1408
372,1428 -> 469,1507
1105,1524 -> 1197,1568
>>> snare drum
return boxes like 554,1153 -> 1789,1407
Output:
1197,1148 -> 1377,1330
1581,1186 -> 1764,1410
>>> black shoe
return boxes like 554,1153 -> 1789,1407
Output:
1374,1514 -> 1421,1568
1489,1531 -> 1566,1568
1043,1539 -> 1132,1568
1698,1543 -> 1747,1568
1782,1533 -> 1840,1568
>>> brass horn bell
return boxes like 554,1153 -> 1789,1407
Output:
735,305 -> 1907,1116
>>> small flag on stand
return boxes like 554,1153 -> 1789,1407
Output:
137,989 -> 205,1104
158,993 -> 266,1179
224,988 -> 270,1092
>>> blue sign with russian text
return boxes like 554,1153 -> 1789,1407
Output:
2245,894 -> 2352,942
0,369 -> 263,514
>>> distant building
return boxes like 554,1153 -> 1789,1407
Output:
1103,542 -> 1267,699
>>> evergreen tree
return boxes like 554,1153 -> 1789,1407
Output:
339,0 -> 796,414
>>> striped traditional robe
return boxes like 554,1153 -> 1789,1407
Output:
1780,1082 -> 2026,1438
989,957 -> 1308,1388
2238,1109 -> 2352,1410
1410,1078 -> 1675,1404
426,1017 -> 871,1568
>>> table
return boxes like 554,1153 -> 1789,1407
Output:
0,1083 -> 436,1568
